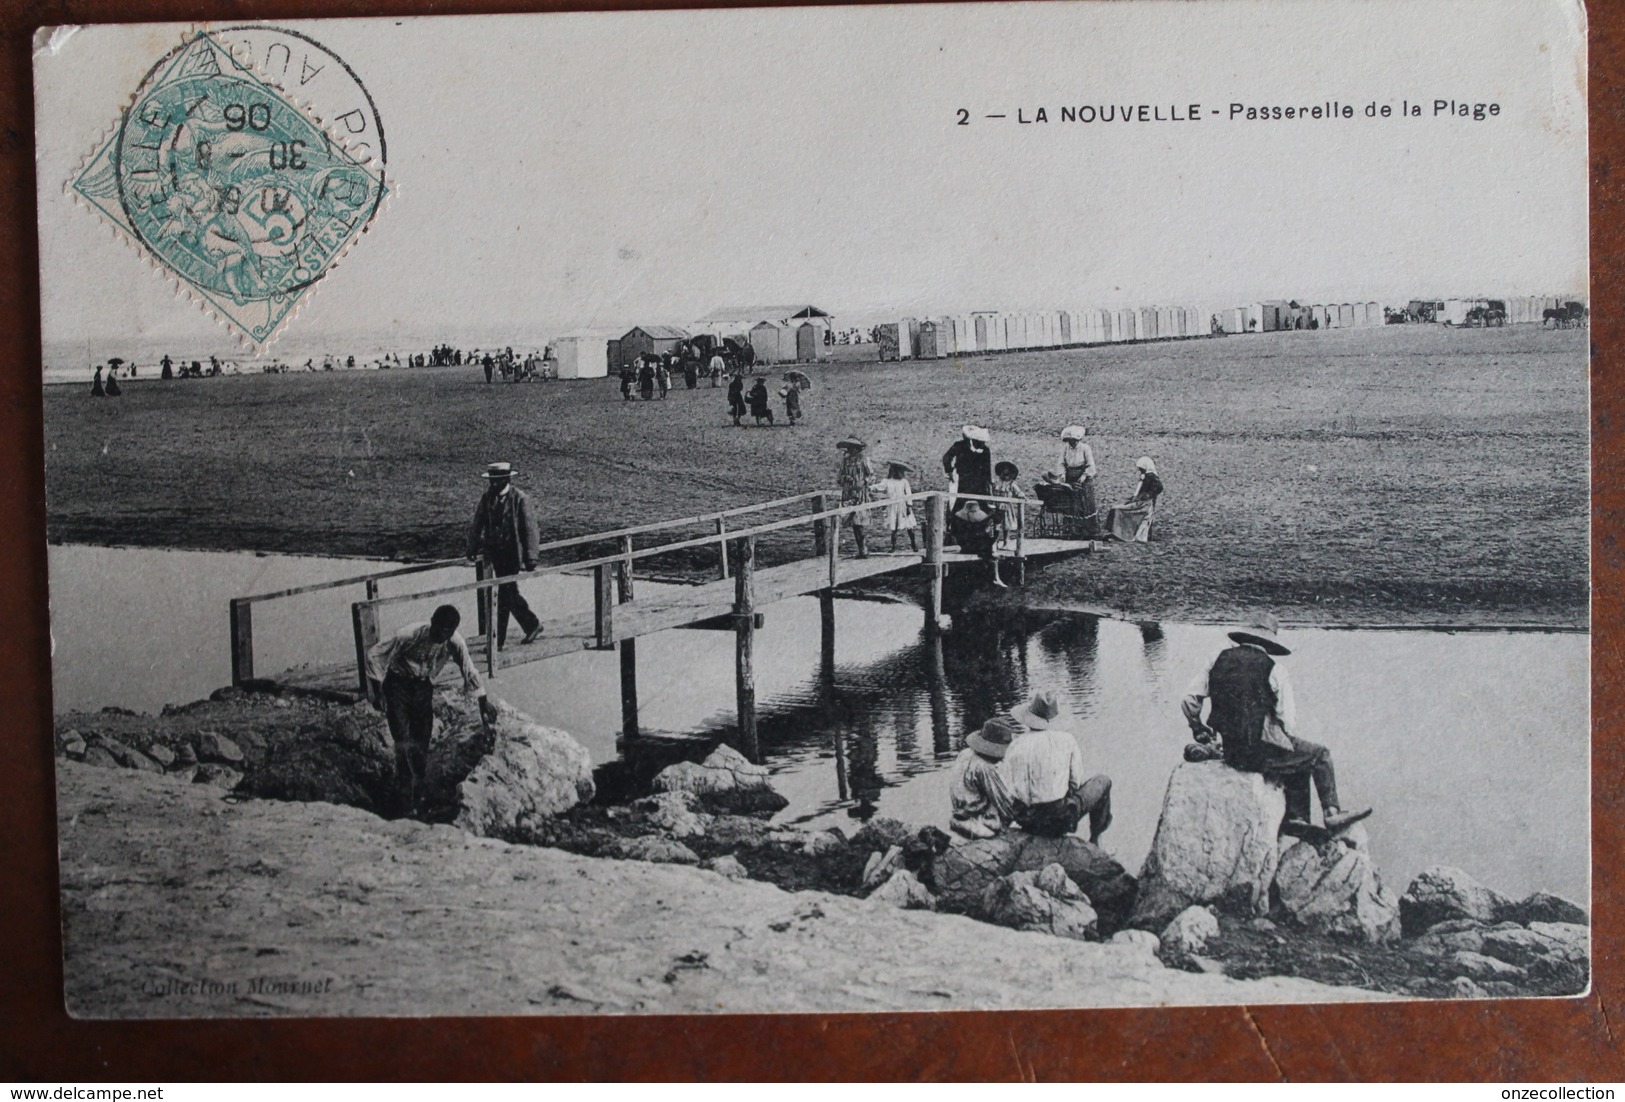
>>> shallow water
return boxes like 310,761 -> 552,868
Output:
49,544 -> 1589,903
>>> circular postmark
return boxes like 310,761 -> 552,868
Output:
113,30 -> 385,310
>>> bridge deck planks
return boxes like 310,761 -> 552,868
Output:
267,538 -> 1098,696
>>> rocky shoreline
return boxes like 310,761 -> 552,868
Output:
54,687 -> 1589,1009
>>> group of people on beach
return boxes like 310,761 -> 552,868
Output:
950,614 -> 1373,849
728,372 -> 807,426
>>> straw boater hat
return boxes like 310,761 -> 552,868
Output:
1228,613 -> 1291,656
967,716 -> 1018,761
482,462 -> 514,480
994,460 -> 1020,480
887,460 -> 913,475
836,436 -> 867,451
1013,689 -> 1065,730
962,425 -> 991,443
1060,425 -> 1087,441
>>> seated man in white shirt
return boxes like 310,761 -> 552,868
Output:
1002,691 -> 1113,843
366,604 -> 497,816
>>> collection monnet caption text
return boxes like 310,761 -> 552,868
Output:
957,99 -> 1502,126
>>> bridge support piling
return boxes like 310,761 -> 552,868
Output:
617,539 -> 639,739
733,535 -> 759,763
229,599 -> 254,686
925,491 -> 946,622
812,493 -> 832,559
350,600 -> 379,696
819,589 -> 843,795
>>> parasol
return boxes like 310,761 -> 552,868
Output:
782,370 -> 814,391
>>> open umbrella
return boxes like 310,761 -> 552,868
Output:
782,370 -> 813,392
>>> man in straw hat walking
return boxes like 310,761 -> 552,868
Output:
1180,613 -> 1372,835
1003,690 -> 1114,842
466,462 -> 544,649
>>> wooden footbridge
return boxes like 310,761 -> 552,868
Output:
230,489 -> 1099,760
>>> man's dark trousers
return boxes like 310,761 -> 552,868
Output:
489,549 -> 539,647
381,672 -> 434,813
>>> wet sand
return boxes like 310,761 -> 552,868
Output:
43,324 -> 1589,628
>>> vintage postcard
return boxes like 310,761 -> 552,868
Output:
35,1 -> 1589,1018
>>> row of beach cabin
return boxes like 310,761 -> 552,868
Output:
549,305 -> 837,379
877,305 -> 1207,361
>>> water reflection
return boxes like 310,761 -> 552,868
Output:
49,543 -> 1589,904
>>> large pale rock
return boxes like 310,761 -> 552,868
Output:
1409,924 -> 1487,958
1447,950 -> 1525,982
146,744 -> 176,768
453,705 -> 595,838
191,763 -> 242,790
863,846 -> 905,891
1161,905 -> 1220,955
929,832 -> 1136,932
1399,866 -> 1510,936
1130,762 -> 1285,928
1273,836 -> 1401,944
866,869 -> 937,911
1503,891 -> 1589,927
97,737 -> 164,773
1528,921 -> 1590,962
82,747 -> 119,769
635,791 -> 706,838
980,866 -> 1098,940
702,855 -> 748,879
194,731 -> 244,765
1109,929 -> 1161,955
652,744 -> 788,816
619,835 -> 699,865
1480,926 -> 1574,968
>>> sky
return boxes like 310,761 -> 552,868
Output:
33,0 -> 1588,357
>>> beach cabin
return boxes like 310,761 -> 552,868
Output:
552,330 -> 619,379
1116,309 -> 1137,342
750,321 -> 789,364
694,305 -> 833,357
795,323 -> 820,363
616,325 -> 691,369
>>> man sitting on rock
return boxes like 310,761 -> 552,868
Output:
366,603 -> 499,817
1180,613 -> 1372,836
1002,691 -> 1113,843
948,717 -> 1019,838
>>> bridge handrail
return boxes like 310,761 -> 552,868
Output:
231,490 -> 831,608
362,491 -> 944,610
234,557 -> 469,605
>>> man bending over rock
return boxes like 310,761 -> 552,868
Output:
1181,613 -> 1371,837
367,603 -> 498,816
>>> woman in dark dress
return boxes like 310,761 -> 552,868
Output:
727,374 -> 747,425
90,365 -> 104,397
747,377 -> 774,425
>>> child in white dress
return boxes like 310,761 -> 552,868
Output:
876,462 -> 918,552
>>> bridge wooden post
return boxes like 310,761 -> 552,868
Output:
594,563 -> 615,649
473,557 -> 489,638
483,580 -> 498,677
229,599 -> 254,686
350,599 -> 379,696
617,536 -> 638,740
1015,500 -> 1027,586
925,492 -> 946,622
827,501 -> 841,587
733,535 -> 759,763
820,587 -> 841,794
812,493 -> 833,558
716,517 -> 730,580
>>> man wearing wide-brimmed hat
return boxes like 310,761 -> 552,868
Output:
1002,690 -> 1114,842
466,462 -> 544,648
948,717 -> 1019,838
1181,614 -> 1371,835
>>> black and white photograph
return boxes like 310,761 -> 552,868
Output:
34,0 -> 1590,1018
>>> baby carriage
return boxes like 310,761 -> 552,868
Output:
1034,479 -> 1095,539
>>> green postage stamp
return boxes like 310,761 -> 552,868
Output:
71,30 -> 386,349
